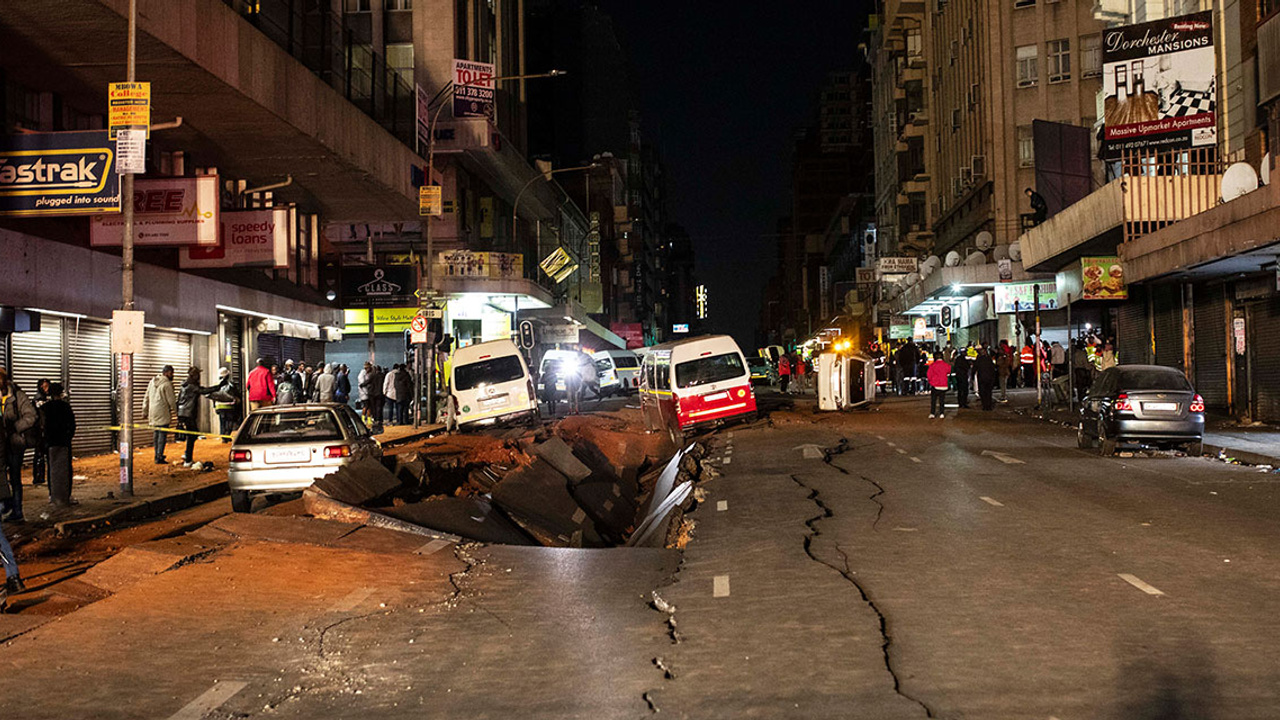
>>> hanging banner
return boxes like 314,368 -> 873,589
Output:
453,59 -> 496,120
539,246 -> 578,284
0,131 -> 120,217
437,250 -> 524,279
993,282 -> 1059,313
1102,11 -> 1217,157
90,175 -> 219,246
877,257 -> 919,274
179,208 -> 291,269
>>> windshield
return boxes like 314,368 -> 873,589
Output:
748,358 -> 768,370
455,355 -> 526,391
611,355 -> 640,368
241,410 -> 343,445
1118,368 -> 1193,392
675,352 -> 746,388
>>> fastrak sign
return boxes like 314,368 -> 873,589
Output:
180,208 -> 291,269
0,131 -> 119,217
90,175 -> 219,246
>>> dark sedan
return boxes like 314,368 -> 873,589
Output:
1077,365 -> 1205,456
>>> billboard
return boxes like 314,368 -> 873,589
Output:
877,257 -> 918,274
342,265 -> 416,309
1102,11 -> 1216,158
1080,256 -> 1127,300
611,322 -> 645,349
453,59 -> 496,120
994,282 -> 1059,313
180,208 -> 291,269
91,175 -> 219,246
437,250 -> 524,279
0,131 -> 120,217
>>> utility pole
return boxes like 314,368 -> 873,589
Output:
1034,285 -> 1043,412
118,0 -> 138,498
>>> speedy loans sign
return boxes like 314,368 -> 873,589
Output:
91,175 -> 219,246
0,131 -> 119,217
180,208 -> 291,269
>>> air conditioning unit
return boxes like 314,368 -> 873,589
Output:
971,155 -> 987,177
1049,73 -> 1070,83
1017,77 -> 1037,88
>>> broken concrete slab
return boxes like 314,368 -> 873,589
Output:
205,513 -> 364,547
491,457 -> 603,548
534,436 -> 593,483
79,535 -> 228,594
302,490 -> 461,542
388,453 -> 428,490
639,448 -> 687,520
570,477 -> 637,541
629,481 -> 694,548
309,457 -> 403,506
383,497 -> 535,545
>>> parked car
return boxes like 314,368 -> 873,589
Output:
640,334 -> 758,444
592,348 -> 643,396
747,356 -> 775,385
537,349 -> 600,399
228,403 -> 382,512
449,339 -> 539,431
1077,364 -> 1205,456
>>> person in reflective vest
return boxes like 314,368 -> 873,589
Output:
1019,342 -> 1036,388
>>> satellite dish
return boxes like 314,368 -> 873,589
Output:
1221,162 -> 1259,202
974,231 -> 994,250
920,263 -> 935,278
965,251 -> 987,266
944,251 -> 961,267
992,244 -> 1011,261
924,255 -> 942,270
1009,242 -> 1022,262
1262,153 -> 1271,187
905,272 -> 921,286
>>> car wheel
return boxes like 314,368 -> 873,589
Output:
1077,422 -> 1096,449
230,489 -> 253,513
1184,440 -> 1204,457
1098,419 -> 1117,457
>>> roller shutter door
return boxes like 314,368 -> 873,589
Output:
1151,284 -> 1183,371
67,320 -> 114,456
131,329 -> 192,447
0,333 -> 9,371
304,340 -> 326,367
1192,285 -> 1228,409
256,333 -> 282,368
219,314 -> 245,389
1115,286 -> 1150,365
11,321 -> 63,463
1250,296 -> 1280,423
280,336 -> 306,366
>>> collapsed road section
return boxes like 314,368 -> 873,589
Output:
301,411 -> 711,550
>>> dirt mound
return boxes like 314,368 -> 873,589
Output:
389,432 -> 534,469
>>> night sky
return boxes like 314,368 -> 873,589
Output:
595,1 -> 872,347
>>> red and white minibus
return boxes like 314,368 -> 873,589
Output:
640,335 -> 757,441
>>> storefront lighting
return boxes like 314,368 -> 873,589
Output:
26,307 -> 89,320
215,304 -> 320,330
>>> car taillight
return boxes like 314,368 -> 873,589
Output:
1190,394 -> 1205,413
1115,394 -> 1133,412
230,449 -> 251,462
324,445 -> 351,459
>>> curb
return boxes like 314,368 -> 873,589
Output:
1202,444 -> 1280,468
54,481 -> 230,537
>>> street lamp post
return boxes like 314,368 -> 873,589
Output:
415,69 -> 565,427
510,162 -> 600,262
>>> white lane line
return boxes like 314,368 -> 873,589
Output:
909,456 -> 921,463
329,586 -> 376,612
722,457 -> 732,465
713,575 -> 731,598
727,432 -> 734,439
716,500 -> 728,512
724,447 -> 734,455
876,435 -> 886,440
981,450 -> 1025,465
1118,573 -> 1165,596
167,681 -> 249,720
896,448 -> 907,455
979,496 -> 1004,507
414,539 -> 452,556
886,441 -> 897,447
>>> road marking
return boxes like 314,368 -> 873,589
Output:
724,447 -> 734,455
794,444 -> 825,459
167,681 -> 249,720
722,457 -> 732,465
1118,573 -> 1165,596
909,456 -> 921,463
981,450 -> 1025,465
979,496 -> 1004,507
895,448 -> 907,455
727,432 -> 734,439
713,575 -> 731,598
876,435 -> 886,440
716,500 -> 728,512
414,539 -> 451,556
330,587 -> 376,612
886,441 -> 897,447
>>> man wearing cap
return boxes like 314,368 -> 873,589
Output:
0,368 -> 36,522
142,365 -> 177,465
211,368 -> 241,442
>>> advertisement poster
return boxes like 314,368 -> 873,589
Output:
91,175 -> 219,246
877,257 -> 919,274
539,246 -> 578,283
1080,257 -> 1127,299
1102,11 -> 1216,158
994,282 -> 1059,313
180,208 -> 291,269
610,322 -> 645,349
342,265 -> 416,308
453,59 -> 495,120
438,251 -> 524,279
0,131 -> 120,217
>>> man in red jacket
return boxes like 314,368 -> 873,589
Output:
246,357 -> 276,411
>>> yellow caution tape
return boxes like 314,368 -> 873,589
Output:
101,424 -> 234,441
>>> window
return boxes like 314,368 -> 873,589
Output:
345,0 -> 372,11
1018,125 -> 1035,167
241,411 -> 344,445
1048,39 -> 1071,82
675,353 -> 746,389
1014,0 -> 1035,7
385,0 -> 412,8
1081,35 -> 1102,78
1016,45 -> 1038,88
386,43 -> 414,74
455,355 -> 526,391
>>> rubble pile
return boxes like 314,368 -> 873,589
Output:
301,413 -> 707,549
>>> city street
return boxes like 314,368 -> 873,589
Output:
3,392 -> 1280,718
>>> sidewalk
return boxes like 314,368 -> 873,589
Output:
993,387 -> 1280,466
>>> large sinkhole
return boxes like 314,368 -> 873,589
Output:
303,413 -> 708,549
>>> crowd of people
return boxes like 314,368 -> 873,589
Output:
776,353 -> 813,394
886,333 -> 1118,418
